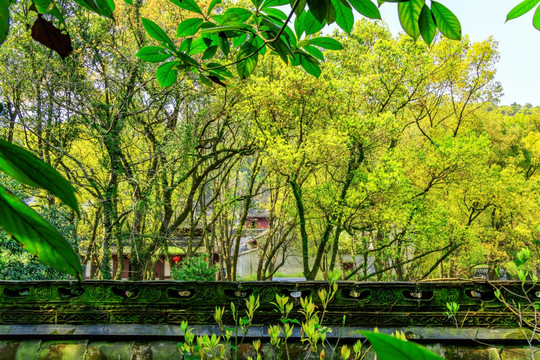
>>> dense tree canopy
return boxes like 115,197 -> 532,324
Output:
0,0 -> 539,281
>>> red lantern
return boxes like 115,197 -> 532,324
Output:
172,256 -> 181,262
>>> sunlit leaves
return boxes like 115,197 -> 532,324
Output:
299,52 -> 321,77
142,18 -> 176,51
348,0 -> 381,19
534,4 -> 540,29
207,0 -> 221,15
506,0 -> 540,21
169,0 -> 203,15
309,37 -> 343,50
0,186 -> 83,280
360,331 -> 444,360
73,0 -> 114,17
331,0 -> 354,33
0,140 -> 79,214
398,0 -> 423,39
0,0 -> 9,45
418,4 -> 436,45
236,39 -> 259,78
136,46 -> 173,62
431,1 -> 461,40
177,18 -> 204,37
156,60 -> 178,87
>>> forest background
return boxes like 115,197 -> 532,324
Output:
0,0 -> 539,282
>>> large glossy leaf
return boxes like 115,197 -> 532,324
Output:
0,185 -> 82,280
236,40 -> 259,78
299,53 -> 321,77
0,140 -> 79,214
0,0 -> 9,45
431,1 -> 461,40
348,0 -> 381,19
360,331 -> 444,360
534,3 -> 540,29
177,18 -> 204,37
331,0 -> 354,33
418,4 -> 436,45
398,0 -> 423,39
310,36 -> 343,50
142,18 -> 177,51
73,0 -> 114,17
301,10 -> 326,36
136,46 -> 173,62
156,60 -> 178,87
506,0 -> 540,21
207,0 -> 221,15
169,0 -> 203,14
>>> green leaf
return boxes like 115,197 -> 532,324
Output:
217,35 -> 230,56
299,53 -> 321,77
177,52 -> 199,66
303,44 -> 324,60
348,0 -> 381,19
177,18 -> 203,37
189,37 -> 209,55
309,36 -> 343,50
142,18 -> 177,51
202,45 -> 218,59
331,0 -> 354,33
224,7 -> 253,22
136,46 -> 173,62
302,10 -> 325,35
207,0 -> 221,15
73,0 -> 114,17
34,0 -> 55,14
418,4 -> 436,45
236,39 -> 259,78
360,331 -> 444,360
156,60 -> 179,87
199,73 -> 214,86
431,1 -> 461,40
534,3 -> 540,29
0,185 -> 82,280
307,0 -> 328,23
0,140 -> 79,214
169,0 -> 203,14
206,62 -> 233,78
0,0 -> 8,45
262,7 -> 288,20
506,0 -> 540,21
398,0 -> 423,39
269,37 -> 293,63
262,0 -> 289,9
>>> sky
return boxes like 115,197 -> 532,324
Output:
378,1 -> 540,106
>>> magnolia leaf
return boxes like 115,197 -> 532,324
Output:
177,18 -> 203,37
0,139 -> 79,214
506,0 -> 540,21
169,0 -> 203,14
331,0 -> 354,33
136,46 -> 173,62
156,60 -> 178,87
348,0 -> 381,19
303,44 -> 324,60
398,0 -> 423,39
534,3 -> 540,29
360,331 -> 444,360
142,18 -> 177,51
309,36 -> 343,50
299,53 -> 321,77
207,0 -> 221,15
419,4 -> 436,45
0,0 -> 9,45
73,0 -> 114,17
236,40 -> 259,78
0,185 -> 82,280
431,1 -> 461,40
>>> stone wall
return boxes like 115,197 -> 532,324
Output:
0,280 -> 538,359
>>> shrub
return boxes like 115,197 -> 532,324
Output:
171,253 -> 218,281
